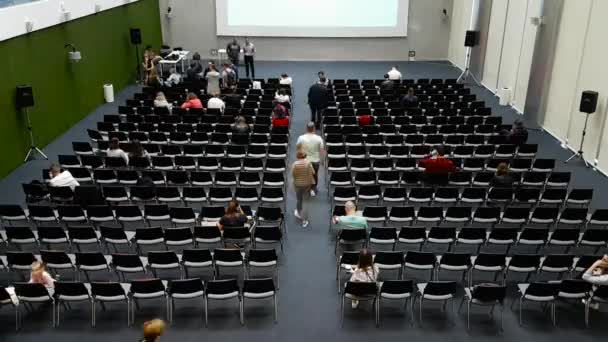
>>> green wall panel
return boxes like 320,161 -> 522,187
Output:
0,0 -> 161,177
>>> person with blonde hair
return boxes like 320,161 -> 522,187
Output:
29,261 -> 55,287
153,92 -> 172,112
142,319 -> 166,342
291,150 -> 316,228
491,162 -> 514,188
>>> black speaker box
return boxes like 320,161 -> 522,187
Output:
130,28 -> 142,45
580,90 -> 598,114
464,30 -> 479,47
16,85 -> 34,109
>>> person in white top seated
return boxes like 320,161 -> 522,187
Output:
296,122 -> 324,196
207,93 -> 226,113
274,88 -> 290,104
387,65 -> 402,80
164,67 -> 181,87
154,92 -> 172,113
279,73 -> 292,86
349,249 -> 379,308
48,163 -> 79,190
106,137 -> 129,165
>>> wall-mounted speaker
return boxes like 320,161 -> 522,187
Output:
16,85 -> 34,109
464,30 -> 479,47
129,28 -> 142,45
580,90 -> 598,114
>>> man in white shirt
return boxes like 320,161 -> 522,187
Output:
387,65 -> 402,80
48,163 -> 79,190
164,67 -> 181,87
296,122 -> 325,196
279,73 -> 292,86
243,37 -> 256,78
207,94 -> 226,113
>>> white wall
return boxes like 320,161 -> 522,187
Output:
537,0 -> 608,170
158,0 -> 453,61
447,0 -> 473,69
480,0 -> 540,112
0,0 -> 139,41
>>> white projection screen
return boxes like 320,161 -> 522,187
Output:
216,0 -> 409,37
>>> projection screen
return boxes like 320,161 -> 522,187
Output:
216,0 -> 409,37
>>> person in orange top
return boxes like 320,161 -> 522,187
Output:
180,92 -> 203,110
272,103 -> 290,127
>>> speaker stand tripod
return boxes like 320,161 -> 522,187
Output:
457,47 -> 481,86
23,108 -> 48,162
565,112 -> 591,168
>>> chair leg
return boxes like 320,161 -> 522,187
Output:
340,295 -> 345,327
273,294 -> 278,323
467,301 -> 471,330
419,297 -> 423,325
500,304 -> 504,332
239,297 -> 244,325
519,298 -> 523,326
204,297 -> 208,327
15,304 -> 19,331
91,300 -> 95,327
53,301 -> 57,328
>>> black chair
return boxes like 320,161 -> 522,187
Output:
555,279 -> 592,326
242,278 -> 278,323
53,281 -> 93,327
75,252 -> 111,282
516,282 -> 559,326
148,251 -> 182,278
341,281 -> 379,327
205,279 -> 242,326
111,253 -> 147,281
436,252 -> 471,282
14,282 -> 55,329
378,280 -> 414,324
415,281 -> 458,324
167,278 -> 206,324
214,248 -> 245,279
404,251 -> 436,280
180,248 -> 214,278
40,250 -> 76,279
129,278 -> 167,323
460,284 -> 507,330
335,228 -> 367,254
0,286 -> 18,330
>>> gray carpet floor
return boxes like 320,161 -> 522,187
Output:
1,61 -> 607,342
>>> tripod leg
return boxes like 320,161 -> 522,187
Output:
35,147 -> 48,159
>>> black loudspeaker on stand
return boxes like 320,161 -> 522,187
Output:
565,90 -> 599,167
16,85 -> 48,162
130,28 -> 142,82
457,30 -> 480,85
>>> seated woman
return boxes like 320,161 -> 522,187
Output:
130,139 -> 149,159
491,162 -> 514,187
106,137 -> 129,165
582,255 -> 608,309
154,92 -> 172,113
29,261 -> 56,287
180,92 -> 204,110
272,103 -> 290,127
217,200 -> 249,231
349,249 -> 379,308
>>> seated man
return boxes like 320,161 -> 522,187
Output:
419,146 -> 456,185
379,74 -> 395,94
48,163 -> 79,190
332,201 -> 368,229
207,93 -> 226,113
504,119 -> 528,146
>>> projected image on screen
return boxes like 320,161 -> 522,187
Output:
216,0 -> 409,37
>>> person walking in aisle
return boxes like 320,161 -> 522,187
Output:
296,122 -> 324,196
291,150 -> 316,228
307,77 -> 330,128
243,37 -> 256,78
226,38 -> 241,79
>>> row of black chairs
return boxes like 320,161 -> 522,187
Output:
3,277 -> 277,329
329,205 -> 608,230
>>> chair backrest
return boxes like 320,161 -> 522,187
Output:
374,251 -> 404,265
423,281 -> 457,296
130,278 -> 165,294
525,282 -> 559,297
91,282 -> 126,298
112,253 -> 143,268
471,285 -> 506,303
248,249 -> 278,263
559,279 -> 592,295
380,280 -> 413,295
206,278 -> 239,295
213,248 -> 243,262
243,278 -> 275,293
148,251 -> 179,265
344,281 -> 378,297
55,281 -> 90,297
405,251 -> 436,266
75,252 -> 108,267
14,282 -> 51,300
338,228 -> 367,241
168,278 -> 205,295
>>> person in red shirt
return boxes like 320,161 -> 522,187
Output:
180,92 -> 204,110
272,103 -> 290,127
419,146 -> 456,184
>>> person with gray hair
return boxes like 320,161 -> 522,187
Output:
164,67 -> 181,87
332,201 -> 368,229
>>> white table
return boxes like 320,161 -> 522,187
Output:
158,50 -> 191,77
